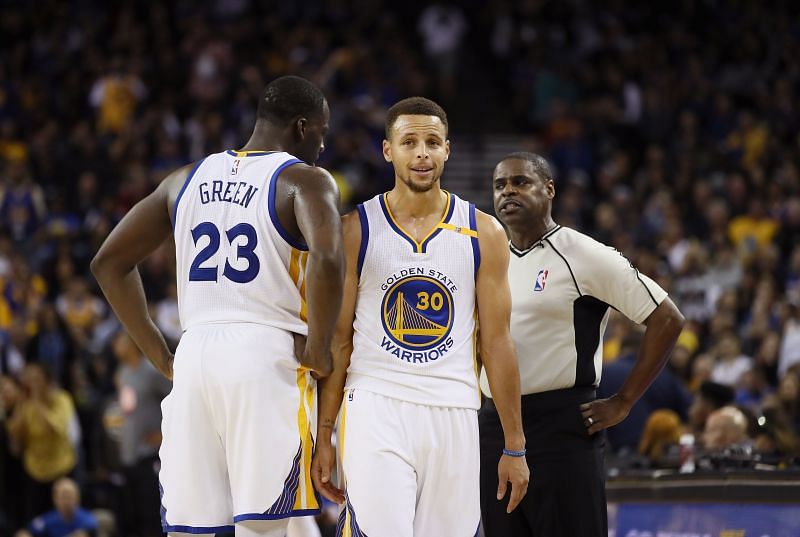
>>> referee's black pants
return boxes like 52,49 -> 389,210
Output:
479,387 -> 607,537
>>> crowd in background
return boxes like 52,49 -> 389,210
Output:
1,0 -> 800,535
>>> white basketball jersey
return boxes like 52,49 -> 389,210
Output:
173,150 -> 310,333
346,192 -> 481,409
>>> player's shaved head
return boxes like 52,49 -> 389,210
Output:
385,97 -> 448,139
257,75 -> 327,125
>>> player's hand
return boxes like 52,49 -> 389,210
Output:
311,441 -> 345,504
294,333 -> 333,379
497,454 -> 529,513
580,394 -> 631,435
154,352 -> 174,380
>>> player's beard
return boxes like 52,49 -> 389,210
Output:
401,172 -> 441,193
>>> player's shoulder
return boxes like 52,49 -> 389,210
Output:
279,161 -> 336,190
340,208 -> 363,258
474,209 -> 505,238
163,160 -> 203,201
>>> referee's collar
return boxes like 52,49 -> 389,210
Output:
509,225 -> 562,257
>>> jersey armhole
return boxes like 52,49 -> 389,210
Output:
469,203 -> 480,279
356,203 -> 369,279
172,158 -> 206,229
267,158 -> 307,250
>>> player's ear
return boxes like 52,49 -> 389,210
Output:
444,139 -> 450,161
382,139 -> 392,162
295,117 -> 307,140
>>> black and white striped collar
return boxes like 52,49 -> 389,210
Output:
509,224 -> 562,257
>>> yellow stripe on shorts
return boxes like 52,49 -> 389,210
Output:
339,398 -> 351,537
294,369 -> 319,510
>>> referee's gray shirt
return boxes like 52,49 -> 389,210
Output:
480,225 -> 667,397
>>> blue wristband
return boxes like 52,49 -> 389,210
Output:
502,448 -> 526,457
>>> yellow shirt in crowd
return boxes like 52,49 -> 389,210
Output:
16,389 -> 77,482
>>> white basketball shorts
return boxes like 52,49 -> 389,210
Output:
336,389 -> 480,537
159,323 -> 319,533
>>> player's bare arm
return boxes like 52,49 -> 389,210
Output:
283,164 -> 345,377
475,210 -> 529,513
581,297 -> 685,434
91,164 -> 191,379
311,210 -> 360,503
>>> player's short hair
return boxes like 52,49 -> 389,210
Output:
385,97 -> 448,139
257,76 -> 326,125
499,152 -> 554,183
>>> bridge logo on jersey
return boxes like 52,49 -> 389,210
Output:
534,269 -> 549,291
380,275 -> 455,363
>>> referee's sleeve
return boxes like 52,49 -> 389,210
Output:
576,241 -> 668,324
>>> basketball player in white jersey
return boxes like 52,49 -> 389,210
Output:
91,76 -> 345,537
311,97 -> 529,537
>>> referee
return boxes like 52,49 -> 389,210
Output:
479,153 -> 685,536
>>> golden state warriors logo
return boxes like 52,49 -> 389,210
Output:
380,273 -> 455,363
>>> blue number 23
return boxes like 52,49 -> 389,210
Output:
189,221 -> 260,283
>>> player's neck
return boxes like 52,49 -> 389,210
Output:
509,216 -> 557,251
387,184 -> 447,220
238,122 -> 287,153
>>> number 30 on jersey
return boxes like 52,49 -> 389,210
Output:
188,221 -> 260,283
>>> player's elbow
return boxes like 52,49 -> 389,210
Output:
309,247 -> 345,279
90,248 -> 122,286
90,250 -> 108,281
479,337 -> 516,370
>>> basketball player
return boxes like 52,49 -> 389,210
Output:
311,98 -> 529,537
91,76 -> 344,537
479,153 -> 685,536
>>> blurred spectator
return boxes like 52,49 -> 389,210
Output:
599,329 -> 692,451
5,362 -> 77,523
778,304 -> 800,378
735,368 -> 771,413
55,278 -> 104,353
754,330 -> 781,386
703,406 -> 749,451
1,374 -> 26,533
88,59 -> 146,135
26,304 -> 75,390
729,198 -> 778,258
710,332 -> 753,388
15,477 -> 98,537
0,158 -> 46,246
687,353 -> 715,393
775,371 -> 800,431
723,111 -> 768,169
668,328 -> 700,381
638,409 -> 682,468
153,283 -> 180,350
754,400 -> 799,459
111,332 -> 170,537
671,241 -> 721,323
687,381 -> 735,437
417,3 -> 467,98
